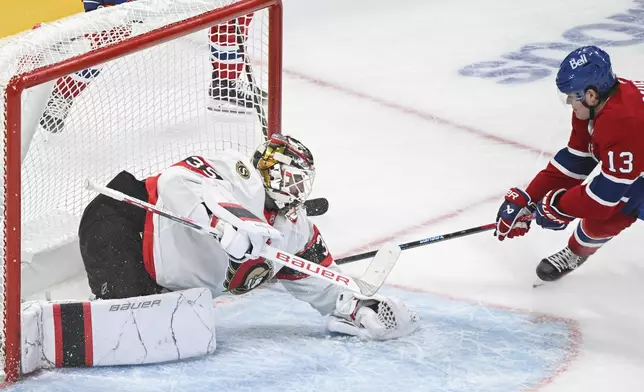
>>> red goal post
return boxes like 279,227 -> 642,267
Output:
1,0 -> 282,383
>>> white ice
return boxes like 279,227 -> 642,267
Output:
14,0 -> 644,390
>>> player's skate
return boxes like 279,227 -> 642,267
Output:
39,91 -> 74,133
208,76 -> 263,114
533,246 -> 589,287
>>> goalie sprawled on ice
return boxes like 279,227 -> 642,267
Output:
20,134 -> 419,374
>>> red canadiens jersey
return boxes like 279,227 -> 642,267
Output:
525,78 -> 644,219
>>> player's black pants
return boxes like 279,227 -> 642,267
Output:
78,171 -> 164,300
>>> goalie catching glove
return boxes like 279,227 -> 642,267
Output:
327,290 -> 420,340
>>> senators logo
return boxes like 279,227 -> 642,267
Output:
223,257 -> 274,295
235,161 -> 251,180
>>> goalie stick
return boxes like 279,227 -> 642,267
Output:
85,179 -> 397,296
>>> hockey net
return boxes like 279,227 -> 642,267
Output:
0,0 -> 282,382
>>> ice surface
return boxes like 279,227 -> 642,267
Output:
7,286 -> 579,392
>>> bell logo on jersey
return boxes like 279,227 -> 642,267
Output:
569,54 -> 588,70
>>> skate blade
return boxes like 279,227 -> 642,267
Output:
207,101 -> 255,115
532,278 -> 548,288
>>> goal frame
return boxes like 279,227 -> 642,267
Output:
1,0 -> 282,383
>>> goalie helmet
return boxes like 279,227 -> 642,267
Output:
252,134 -> 315,210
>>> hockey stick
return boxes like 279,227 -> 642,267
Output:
236,23 -> 268,139
336,215 -> 534,265
85,179 -> 398,296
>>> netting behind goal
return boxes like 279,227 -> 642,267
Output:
0,0 -> 282,382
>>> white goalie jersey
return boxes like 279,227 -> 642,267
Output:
143,150 -> 342,315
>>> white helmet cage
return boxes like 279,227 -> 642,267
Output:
252,134 -> 316,210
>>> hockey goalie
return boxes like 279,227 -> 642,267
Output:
19,134 -> 420,375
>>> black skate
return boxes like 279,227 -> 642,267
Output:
208,77 -> 253,113
39,91 -> 74,133
534,246 -> 589,286
208,74 -> 267,114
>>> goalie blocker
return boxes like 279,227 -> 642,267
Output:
20,288 -> 215,374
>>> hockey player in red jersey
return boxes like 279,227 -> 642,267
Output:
38,0 -> 259,133
38,0 -> 132,133
495,46 -> 644,284
208,13 -> 266,112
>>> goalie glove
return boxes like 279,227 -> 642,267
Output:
212,216 -> 284,262
202,178 -> 284,261
327,290 -> 420,340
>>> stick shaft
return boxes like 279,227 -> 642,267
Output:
336,223 -> 496,265
236,24 -> 267,138
336,212 -> 537,265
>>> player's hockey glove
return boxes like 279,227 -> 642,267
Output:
496,187 -> 535,241
535,189 -> 574,230
327,290 -> 420,340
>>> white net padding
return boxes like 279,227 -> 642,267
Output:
0,0 -> 280,381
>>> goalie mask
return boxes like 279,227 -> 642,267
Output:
253,134 -> 315,210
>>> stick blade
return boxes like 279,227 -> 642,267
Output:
355,242 -> 401,296
304,198 -> 329,216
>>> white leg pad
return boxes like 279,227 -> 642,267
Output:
21,287 -> 216,374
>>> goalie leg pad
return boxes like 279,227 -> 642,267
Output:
21,288 -> 216,374
327,290 -> 420,341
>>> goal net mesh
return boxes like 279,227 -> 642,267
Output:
0,0 -> 279,380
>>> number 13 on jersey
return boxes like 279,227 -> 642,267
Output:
607,151 -> 633,174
